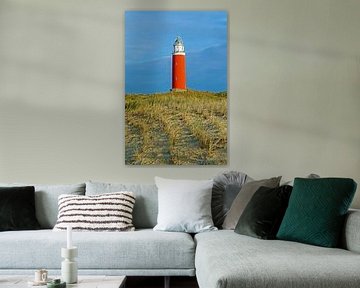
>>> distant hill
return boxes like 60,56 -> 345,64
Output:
125,90 -> 227,165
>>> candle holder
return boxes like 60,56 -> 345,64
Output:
61,247 -> 78,284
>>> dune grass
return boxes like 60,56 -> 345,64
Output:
125,90 -> 227,165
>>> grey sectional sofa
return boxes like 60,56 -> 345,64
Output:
195,214 -> 360,288
1,181 -> 360,288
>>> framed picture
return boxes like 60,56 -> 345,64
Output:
125,11 -> 227,165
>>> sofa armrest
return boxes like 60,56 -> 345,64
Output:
342,209 -> 360,253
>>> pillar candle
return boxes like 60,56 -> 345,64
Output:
67,225 -> 72,249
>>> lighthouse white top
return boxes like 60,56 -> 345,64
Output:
173,36 -> 185,55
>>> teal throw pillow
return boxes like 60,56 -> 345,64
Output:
277,177 -> 357,247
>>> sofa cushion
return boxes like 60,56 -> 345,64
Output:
0,229 -> 195,273
222,176 -> 281,229
86,181 -> 158,229
195,230 -> 360,288
277,178 -> 357,248
0,183 -> 86,229
0,186 -> 40,231
53,192 -> 136,232
212,171 -> 249,228
234,185 -> 292,239
153,177 -> 216,233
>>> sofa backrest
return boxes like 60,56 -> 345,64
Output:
86,181 -> 158,229
0,183 -> 86,229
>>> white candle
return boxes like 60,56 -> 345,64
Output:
67,225 -> 72,249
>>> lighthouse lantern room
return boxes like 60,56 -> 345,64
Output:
171,36 -> 187,91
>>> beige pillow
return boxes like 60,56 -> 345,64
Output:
222,176 -> 281,230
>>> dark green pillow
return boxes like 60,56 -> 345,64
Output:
277,178 -> 357,247
234,185 -> 292,239
0,186 -> 41,231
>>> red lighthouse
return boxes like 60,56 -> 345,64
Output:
171,36 -> 187,91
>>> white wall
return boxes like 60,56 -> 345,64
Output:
0,0 -> 359,207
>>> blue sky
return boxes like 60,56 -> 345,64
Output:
125,11 -> 227,94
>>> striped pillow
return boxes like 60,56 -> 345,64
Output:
53,192 -> 136,231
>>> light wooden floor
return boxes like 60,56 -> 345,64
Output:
126,276 -> 199,288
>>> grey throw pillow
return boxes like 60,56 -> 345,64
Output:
153,177 -> 217,233
222,176 -> 281,230
212,171 -> 249,228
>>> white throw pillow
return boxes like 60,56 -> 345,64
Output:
153,177 -> 217,233
53,192 -> 135,232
